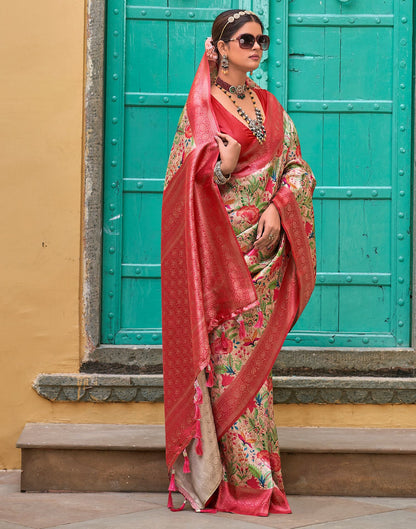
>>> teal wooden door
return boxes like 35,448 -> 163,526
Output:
273,0 -> 413,347
102,0 -> 413,347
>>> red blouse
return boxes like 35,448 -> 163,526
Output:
210,87 -> 269,176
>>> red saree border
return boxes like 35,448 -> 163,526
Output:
273,186 -> 316,316
212,189 -> 316,440
212,258 -> 298,439
162,55 -> 261,471
215,481 -> 292,516
162,145 -> 258,470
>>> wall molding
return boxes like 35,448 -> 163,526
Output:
33,373 -> 416,405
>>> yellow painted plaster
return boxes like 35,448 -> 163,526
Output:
0,0 -> 86,468
274,404 -> 416,429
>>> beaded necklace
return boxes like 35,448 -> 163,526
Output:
215,79 -> 266,144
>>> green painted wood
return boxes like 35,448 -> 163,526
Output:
101,0 -> 126,344
102,0 -> 413,348
274,0 -> 413,346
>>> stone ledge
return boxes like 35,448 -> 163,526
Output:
17,424 -> 416,454
17,423 -> 165,451
80,345 -> 416,376
17,424 -> 416,494
33,374 -> 164,403
33,373 -> 416,404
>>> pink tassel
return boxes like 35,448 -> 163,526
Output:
167,470 -> 186,511
194,384 -> 203,404
206,360 -> 214,387
168,490 -> 186,511
195,420 -> 201,439
167,491 -> 174,509
183,450 -> 191,474
221,331 -> 228,350
254,309 -> 264,328
194,402 -> 201,420
168,471 -> 176,492
238,317 -> 247,339
195,436 -> 203,456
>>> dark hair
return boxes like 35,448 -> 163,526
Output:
211,9 -> 264,53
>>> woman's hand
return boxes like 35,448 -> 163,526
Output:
214,132 -> 241,175
254,202 -> 281,252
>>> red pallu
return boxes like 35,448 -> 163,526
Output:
161,52 -> 316,513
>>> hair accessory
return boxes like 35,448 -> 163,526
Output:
213,160 -> 231,185
205,36 -> 218,61
218,10 -> 255,42
221,54 -> 229,74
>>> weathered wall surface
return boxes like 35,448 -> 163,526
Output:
0,0 -> 85,468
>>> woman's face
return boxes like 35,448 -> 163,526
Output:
219,21 -> 264,74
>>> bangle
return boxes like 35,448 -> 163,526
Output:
213,160 -> 231,185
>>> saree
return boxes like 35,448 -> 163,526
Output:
161,52 -> 316,516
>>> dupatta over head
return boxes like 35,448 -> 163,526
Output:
161,51 -> 316,497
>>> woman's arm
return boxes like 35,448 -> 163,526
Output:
214,131 -> 241,175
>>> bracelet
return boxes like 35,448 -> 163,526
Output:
213,160 -> 231,185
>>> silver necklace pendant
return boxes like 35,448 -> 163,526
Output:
238,106 -> 266,143
229,84 -> 247,99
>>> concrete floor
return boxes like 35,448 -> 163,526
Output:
1,471 -> 416,529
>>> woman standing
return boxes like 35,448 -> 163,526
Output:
161,9 -> 316,517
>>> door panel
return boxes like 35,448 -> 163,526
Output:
271,0 -> 412,347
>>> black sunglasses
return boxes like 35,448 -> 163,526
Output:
225,33 -> 270,51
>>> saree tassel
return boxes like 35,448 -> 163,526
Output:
195,436 -> 203,456
182,449 -> 191,474
194,402 -> 201,420
167,470 -> 186,511
195,419 -> 201,439
221,330 -> 228,350
206,360 -> 214,387
168,470 -> 177,492
254,309 -> 264,328
238,317 -> 247,339
168,490 -> 186,512
194,384 -> 203,405
195,419 -> 203,455
197,508 -> 217,513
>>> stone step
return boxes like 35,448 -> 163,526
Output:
17,424 -> 416,496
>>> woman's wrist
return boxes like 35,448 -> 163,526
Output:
214,160 -> 231,185
219,160 -> 233,175
268,201 -> 279,213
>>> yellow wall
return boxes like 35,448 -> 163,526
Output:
0,0 -> 85,468
0,1 -> 415,470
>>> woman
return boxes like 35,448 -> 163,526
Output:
161,9 -> 316,517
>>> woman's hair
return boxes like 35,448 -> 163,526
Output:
211,9 -> 264,53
